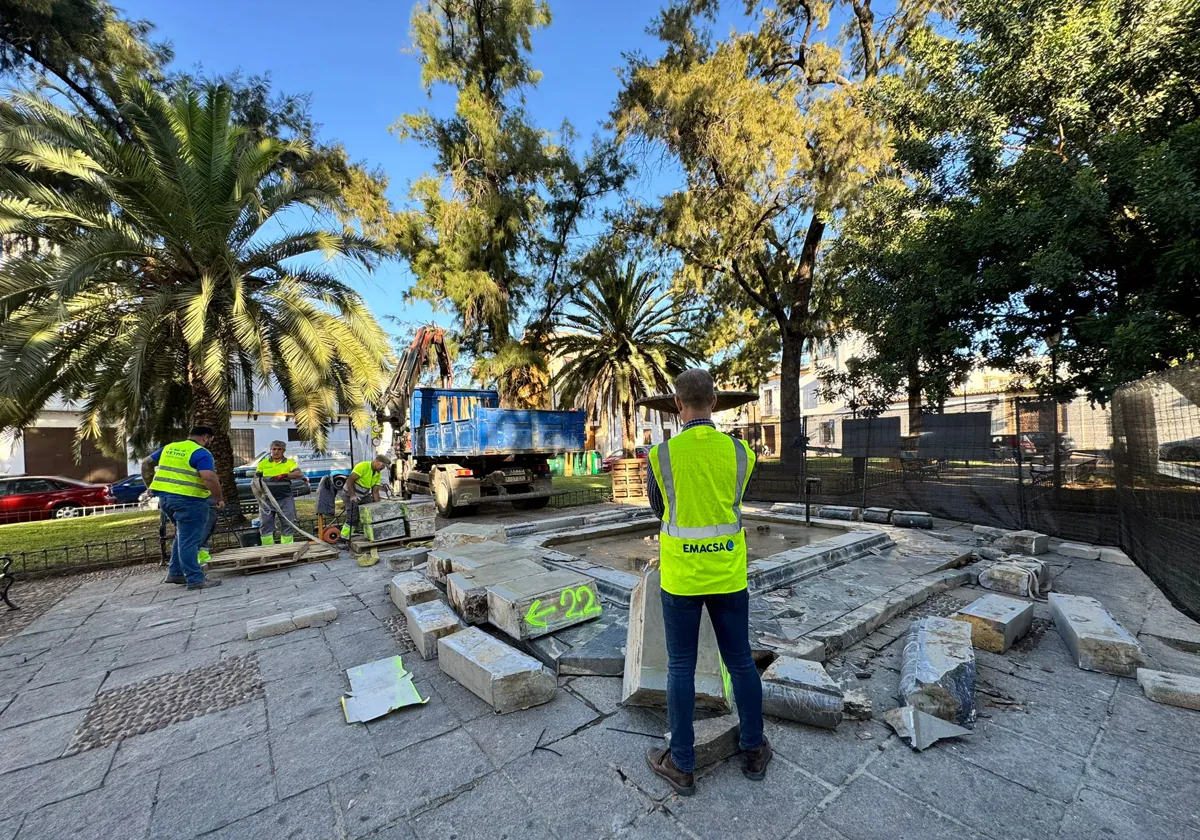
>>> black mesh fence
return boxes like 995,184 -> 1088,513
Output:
745,376 -> 1200,619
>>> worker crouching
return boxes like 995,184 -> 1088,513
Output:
340,453 -> 392,538
257,440 -> 305,545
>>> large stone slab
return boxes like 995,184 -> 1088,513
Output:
663,714 -> 740,768
622,569 -> 730,712
433,523 -> 508,550
760,656 -> 843,729
993,529 -> 1048,555
246,613 -> 296,641
1057,542 -> 1101,560
952,594 -> 1034,654
486,570 -> 602,640
891,510 -> 933,529
1049,593 -> 1145,677
359,500 -> 409,542
387,572 -> 439,611
972,525 -> 1008,540
862,507 -> 893,525
426,541 -> 537,585
817,505 -> 860,522
446,559 -> 547,624
899,616 -> 976,727
978,559 -> 1049,597
405,600 -> 464,660
437,627 -> 556,713
1136,668 -> 1200,711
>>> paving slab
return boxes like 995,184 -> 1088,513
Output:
407,772 -> 556,840
1057,786 -> 1197,840
0,710 -> 83,775
362,680 -> 458,756
1049,592 -> 1145,677
405,600 -> 463,660
0,673 -> 104,730
445,558 -> 547,624
663,712 -> 740,767
462,688 -> 599,766
269,707 -> 378,799
486,569 -> 602,640
821,774 -> 989,840
1056,541 -> 1101,560
1136,667 -> 1200,711
15,772 -> 157,840
426,541 -> 534,584
437,627 -> 556,714
203,785 -> 340,840
952,594 -> 1034,654
109,700 -> 268,780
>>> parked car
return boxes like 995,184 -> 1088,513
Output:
108,474 -> 148,504
111,472 -> 311,505
234,444 -> 354,489
0,475 -> 115,523
990,434 -> 1036,461
600,447 -> 651,472
1023,432 -> 1077,457
1159,436 -> 1200,463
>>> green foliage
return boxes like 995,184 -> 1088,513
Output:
395,0 -> 630,364
0,78 -> 391,498
550,259 -> 695,454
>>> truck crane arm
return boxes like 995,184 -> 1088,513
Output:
378,326 -> 453,441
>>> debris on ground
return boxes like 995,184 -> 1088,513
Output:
884,706 -> 972,751
341,655 -> 428,723
760,657 -> 844,729
899,617 -> 977,727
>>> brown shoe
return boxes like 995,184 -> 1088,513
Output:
646,747 -> 696,796
742,737 -> 773,780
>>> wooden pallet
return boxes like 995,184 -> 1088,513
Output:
206,541 -> 338,574
348,533 -> 433,556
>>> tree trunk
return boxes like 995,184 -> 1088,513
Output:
906,355 -> 923,435
190,373 -> 243,522
621,395 -> 637,457
779,328 -> 806,469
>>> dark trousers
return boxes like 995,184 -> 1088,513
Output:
660,587 -> 764,772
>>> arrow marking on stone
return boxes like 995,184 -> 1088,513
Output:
525,600 -> 556,628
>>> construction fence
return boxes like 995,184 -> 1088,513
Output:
743,367 -> 1200,620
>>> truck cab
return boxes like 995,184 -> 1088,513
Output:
402,387 -> 585,516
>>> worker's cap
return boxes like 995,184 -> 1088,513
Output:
374,453 -> 393,466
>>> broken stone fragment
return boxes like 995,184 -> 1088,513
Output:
972,525 -> 1008,540
760,657 -> 843,729
992,530 -> 1048,555
664,714 -> 741,768
437,627 -> 556,714
973,547 -> 1007,562
884,706 -> 971,751
978,559 -> 1049,597
842,688 -> 873,720
246,613 -> 296,640
1049,593 -> 1144,677
899,617 -> 977,727
290,603 -> 337,629
1056,542 -> 1101,560
1136,668 -> 1200,712
952,594 -> 1034,654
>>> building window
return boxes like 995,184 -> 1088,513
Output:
662,429 -> 671,441
763,389 -> 775,416
642,429 -> 652,445
286,428 -> 304,442
804,389 -> 819,410
819,420 -> 835,445
229,429 -> 256,465
230,368 -> 252,412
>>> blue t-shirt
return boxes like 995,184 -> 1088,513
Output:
150,444 -> 216,502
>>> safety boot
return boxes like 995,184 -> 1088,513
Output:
260,535 -> 275,546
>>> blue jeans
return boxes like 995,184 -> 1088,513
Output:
661,588 -> 764,772
160,495 -> 211,584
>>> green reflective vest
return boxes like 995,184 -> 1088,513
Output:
149,440 -> 211,499
259,457 -> 299,498
649,426 -> 755,596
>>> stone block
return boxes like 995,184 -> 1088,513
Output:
972,525 -> 1008,540
290,603 -> 337,629
978,559 -> 1049,597
556,619 -> 628,676
486,570 -> 602,640
405,600 -> 464,661
899,616 -> 976,726
760,657 -> 843,729
663,714 -> 740,768
843,688 -> 872,720
433,523 -> 508,551
973,547 -> 1007,562
383,547 -> 428,571
426,541 -> 537,584
246,613 -> 297,640
1136,668 -> 1200,711
1049,593 -> 1145,677
1056,542 -> 1101,560
406,516 -> 437,540
359,502 -> 409,542
891,510 -> 933,529
1098,546 -> 1135,566
817,505 -> 860,522
623,569 -> 730,711
756,635 -> 826,663
359,499 -> 408,526
951,594 -> 1033,654
402,496 -> 436,517
862,507 -> 893,524
992,529 -> 1048,555
445,559 -> 547,624
387,572 -> 440,611
437,627 -> 556,713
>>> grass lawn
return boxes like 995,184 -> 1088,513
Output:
0,510 -> 163,556
552,474 -> 612,492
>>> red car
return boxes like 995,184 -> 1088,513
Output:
0,475 -> 115,524
601,447 -> 651,472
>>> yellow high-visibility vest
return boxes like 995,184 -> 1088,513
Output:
259,457 -> 298,478
649,426 -> 755,596
149,440 -> 211,499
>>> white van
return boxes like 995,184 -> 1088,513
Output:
235,443 -> 357,490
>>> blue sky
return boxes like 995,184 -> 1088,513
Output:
120,0 -> 680,336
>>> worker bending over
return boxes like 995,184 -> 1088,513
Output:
645,369 -> 769,795
143,426 -> 225,590
340,454 -> 392,538
257,440 -> 305,545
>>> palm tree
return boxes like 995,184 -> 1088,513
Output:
0,77 -> 391,506
550,261 -> 695,455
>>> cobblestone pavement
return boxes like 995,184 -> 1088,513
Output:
0,510 -> 1198,839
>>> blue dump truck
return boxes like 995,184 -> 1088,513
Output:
401,387 -> 586,516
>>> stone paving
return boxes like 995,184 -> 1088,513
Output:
0,507 -> 1198,839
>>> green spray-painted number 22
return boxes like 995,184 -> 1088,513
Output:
560,586 -> 603,619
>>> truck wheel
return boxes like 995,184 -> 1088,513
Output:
433,472 -> 456,518
512,496 -> 550,511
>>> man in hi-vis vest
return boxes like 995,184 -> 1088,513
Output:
144,426 -> 225,590
644,369 -> 770,795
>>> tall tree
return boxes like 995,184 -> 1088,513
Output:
395,0 -> 629,391
0,78 -> 391,507
550,260 -> 694,455
617,0 -> 948,464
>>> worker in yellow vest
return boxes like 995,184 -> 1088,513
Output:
143,426 -> 225,590
644,369 -> 768,795
257,440 -> 305,545
340,453 -> 392,538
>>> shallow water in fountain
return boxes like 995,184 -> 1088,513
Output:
562,520 -> 846,572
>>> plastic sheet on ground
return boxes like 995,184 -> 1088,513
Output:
341,655 -> 428,723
